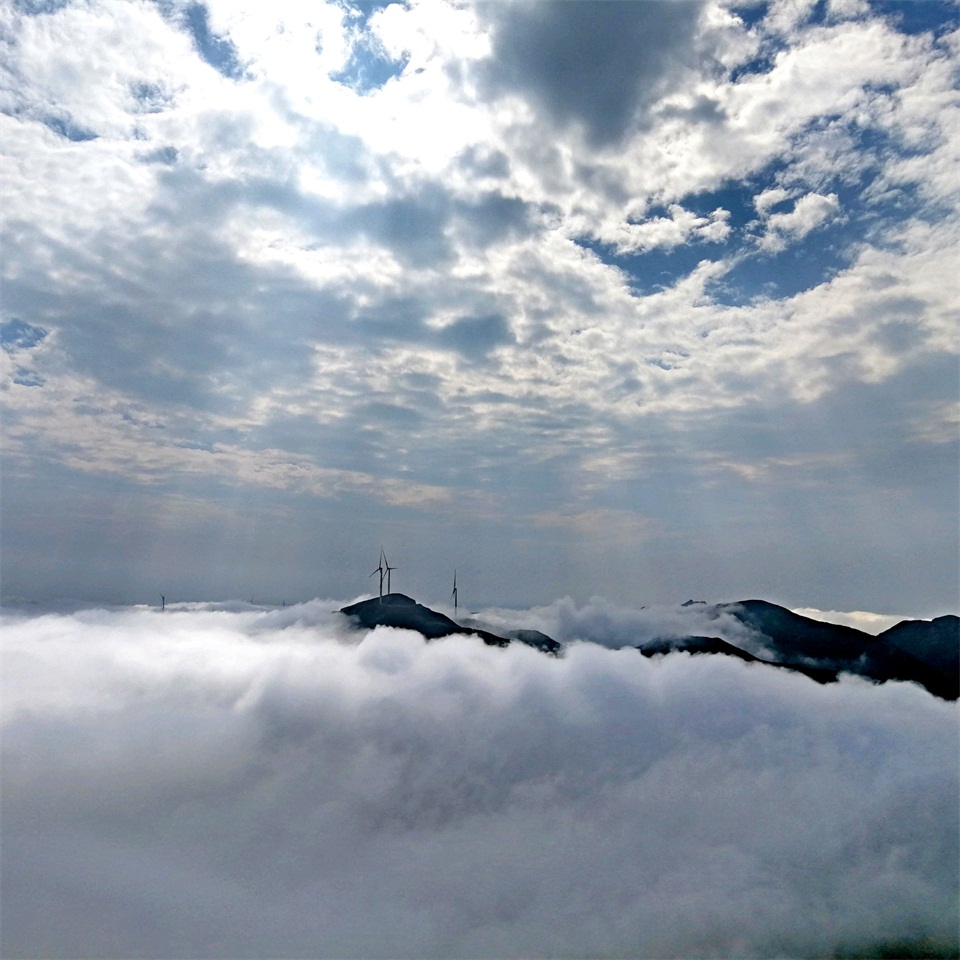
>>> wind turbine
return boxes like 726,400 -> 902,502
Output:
451,570 -> 458,613
160,594 -> 165,612
382,549 -> 397,594
370,548 -> 385,601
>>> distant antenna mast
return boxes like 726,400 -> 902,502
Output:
382,549 -> 397,594
451,570 -> 458,613
160,594 -> 165,612
370,548 -> 385,601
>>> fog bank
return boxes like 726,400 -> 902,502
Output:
2,600 -> 957,958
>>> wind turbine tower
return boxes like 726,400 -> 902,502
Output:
451,570 -> 458,613
382,550 -> 397,594
370,548 -> 385,601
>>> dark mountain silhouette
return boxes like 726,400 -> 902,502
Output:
726,600 -> 871,658
458,618 -> 561,654
714,600 -> 957,700
339,594 -> 561,654
878,615 -> 959,675
509,628 -> 560,651
637,635 -> 839,685
340,594 -> 955,698
640,635 -> 762,662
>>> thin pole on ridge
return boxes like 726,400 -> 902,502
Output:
370,547 -> 385,601
382,550 -> 397,595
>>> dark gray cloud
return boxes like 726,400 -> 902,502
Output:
148,166 -> 535,267
347,188 -> 536,263
3,154 -> 524,410
1,148 -> 536,414
138,144 -> 178,165
2,221 -> 348,411
2,603 -> 956,958
478,0 -> 706,144
436,313 -> 512,356
40,112 -> 98,141
659,92 -> 727,124
456,144 -> 511,180
351,301 -> 514,360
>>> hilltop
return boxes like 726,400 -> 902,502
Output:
339,593 -> 562,654
340,594 -> 957,699
639,600 -> 958,701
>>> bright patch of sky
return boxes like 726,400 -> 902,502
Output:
1,0 -> 957,615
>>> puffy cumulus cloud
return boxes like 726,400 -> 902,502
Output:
476,1 -> 708,145
469,595 -> 766,652
757,191 -> 842,251
201,0 -> 354,79
581,203 -> 733,255
2,601 -> 957,959
754,186 -> 792,215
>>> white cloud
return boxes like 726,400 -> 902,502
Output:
477,596 -> 766,651
581,203 -> 732,255
204,1 -> 353,77
372,0 -> 490,70
792,607 -> 906,635
764,0 -> 821,37
757,191 -> 841,251
826,0 -> 871,23
754,186 -> 792,214
2,602 -> 956,958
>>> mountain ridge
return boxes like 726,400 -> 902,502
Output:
339,593 -> 562,653
339,594 -> 957,699
716,599 -> 957,700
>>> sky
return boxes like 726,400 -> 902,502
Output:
1,0 -> 958,615
3,599 -> 958,958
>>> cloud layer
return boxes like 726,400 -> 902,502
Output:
3,600 -> 957,958
1,0 -> 958,612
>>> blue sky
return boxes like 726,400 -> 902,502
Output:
1,0 -> 958,615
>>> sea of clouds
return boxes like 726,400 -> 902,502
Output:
2,598 -> 957,959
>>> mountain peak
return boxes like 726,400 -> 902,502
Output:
340,594 -> 561,653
